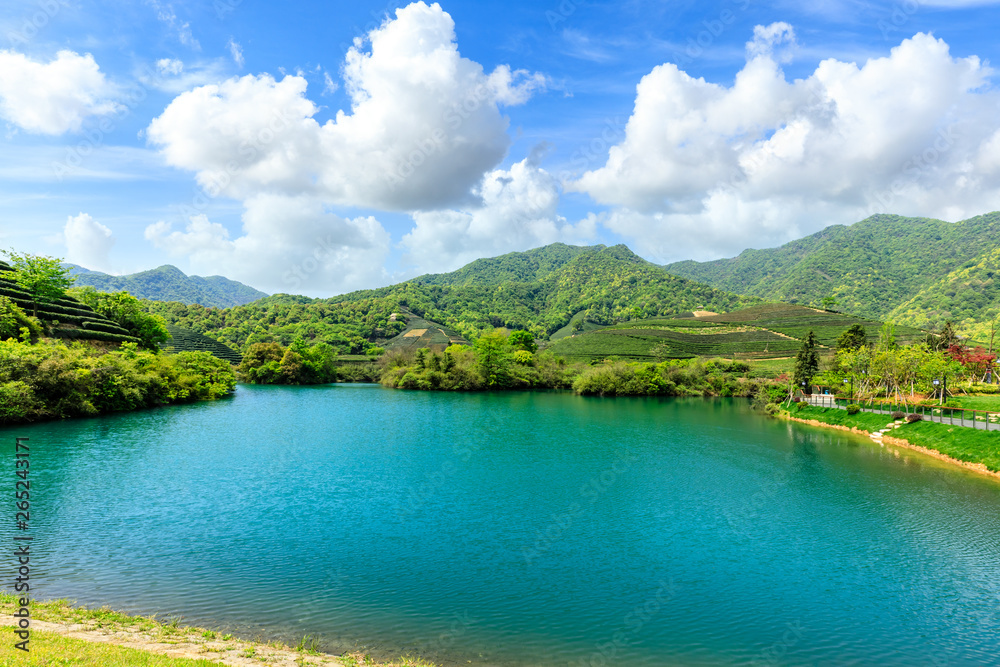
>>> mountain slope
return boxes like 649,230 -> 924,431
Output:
665,212 -> 1000,326
549,303 -> 926,363
414,243 -> 594,286
68,264 -> 268,307
143,244 -> 759,354
337,244 -> 759,335
888,246 -> 1000,339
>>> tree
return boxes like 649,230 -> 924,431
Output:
821,295 -> 838,311
70,287 -> 169,350
836,324 -> 867,352
509,330 -> 537,353
238,342 -> 284,384
793,330 -> 820,393
927,321 -> 960,352
2,250 -> 75,317
475,329 -> 511,387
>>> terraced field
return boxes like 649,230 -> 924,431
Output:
0,260 -> 138,344
164,325 -> 243,364
383,311 -> 469,353
698,303 -> 926,346
547,304 -> 928,362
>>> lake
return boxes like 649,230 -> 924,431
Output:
4,385 -> 1000,665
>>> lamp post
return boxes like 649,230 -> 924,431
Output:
933,378 -> 941,406
843,378 -> 849,404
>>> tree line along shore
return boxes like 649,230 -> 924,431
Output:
3,249 -> 1000,478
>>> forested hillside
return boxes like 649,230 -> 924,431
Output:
888,246 -> 1000,339
68,264 -> 267,307
665,212 -> 1000,333
143,244 -> 758,354
415,243 -> 592,286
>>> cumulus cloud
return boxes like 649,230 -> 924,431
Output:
0,50 -> 120,135
144,195 -> 391,295
570,29 -> 1000,262
401,155 -> 598,274
147,1 -> 546,212
64,213 -> 115,272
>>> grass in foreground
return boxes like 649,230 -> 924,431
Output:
0,594 -> 436,667
793,405 -> 1000,472
0,630 -> 220,666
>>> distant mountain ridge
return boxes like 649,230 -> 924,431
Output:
144,243 -> 758,355
664,212 -> 1000,336
414,243 -> 601,286
68,264 -> 268,308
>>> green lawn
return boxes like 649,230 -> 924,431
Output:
793,405 -> 1000,472
947,394 -> 1000,411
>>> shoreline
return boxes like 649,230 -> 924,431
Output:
0,594 -> 435,666
785,415 -> 1000,482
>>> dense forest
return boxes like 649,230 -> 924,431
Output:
665,212 -> 1000,336
143,245 -> 758,354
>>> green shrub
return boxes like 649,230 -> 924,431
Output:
0,338 -> 235,424
0,297 -> 42,342
846,403 -> 861,415
0,381 -> 37,421
512,350 -> 534,366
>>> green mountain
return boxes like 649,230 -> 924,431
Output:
664,212 -> 1000,334
143,244 -> 759,355
415,243 -> 593,286
887,246 -> 1000,341
67,264 -> 268,307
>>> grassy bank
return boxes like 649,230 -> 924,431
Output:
790,404 -> 1000,473
0,594 -> 434,667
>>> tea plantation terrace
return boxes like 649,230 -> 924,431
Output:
0,260 -> 138,344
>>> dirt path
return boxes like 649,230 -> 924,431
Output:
0,613 -> 348,665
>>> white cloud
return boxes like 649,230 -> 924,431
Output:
156,58 -> 184,76
746,22 -> 796,62
322,71 -> 339,95
0,50 -> 120,135
141,59 -> 228,94
64,213 -> 115,272
146,1 -> 546,212
227,38 -> 244,68
144,195 -> 391,296
401,156 -> 597,274
571,30 -> 1000,262
147,0 -> 200,50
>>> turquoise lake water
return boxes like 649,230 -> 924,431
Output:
3,384 -> 1000,665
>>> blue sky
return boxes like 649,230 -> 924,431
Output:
1,0 -> 1000,296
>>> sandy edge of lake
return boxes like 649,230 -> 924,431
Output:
786,416 -> 1000,481
0,613 -> 355,665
